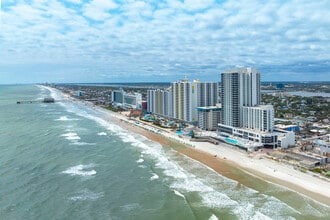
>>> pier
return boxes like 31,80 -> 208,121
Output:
17,98 -> 55,104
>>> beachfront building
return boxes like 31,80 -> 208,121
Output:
196,82 -> 219,107
218,67 -> 294,148
241,105 -> 274,132
276,129 -> 296,148
111,89 -> 142,109
171,78 -> 198,122
171,79 -> 219,123
147,89 -> 172,117
220,67 -> 260,128
197,106 -> 221,131
147,79 -> 219,123
111,89 -> 124,104
123,93 -> 142,109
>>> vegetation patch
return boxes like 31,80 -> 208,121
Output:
325,171 -> 330,177
312,167 -> 322,173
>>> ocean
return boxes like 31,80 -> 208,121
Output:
0,85 -> 329,220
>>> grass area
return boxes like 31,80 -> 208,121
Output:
312,167 -> 322,173
103,106 -> 118,112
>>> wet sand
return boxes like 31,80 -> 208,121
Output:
44,84 -> 329,207
110,113 -> 330,206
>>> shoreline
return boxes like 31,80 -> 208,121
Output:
46,85 -> 330,206
96,106 -> 330,206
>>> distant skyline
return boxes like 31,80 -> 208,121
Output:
1,0 -> 330,84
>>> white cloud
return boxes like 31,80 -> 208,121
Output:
122,1 -> 154,19
83,0 -> 118,20
183,0 -> 214,11
64,0 -> 82,4
0,0 -> 330,82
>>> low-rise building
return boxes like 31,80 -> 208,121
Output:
275,129 -> 296,148
316,137 -> 330,157
217,125 -> 295,149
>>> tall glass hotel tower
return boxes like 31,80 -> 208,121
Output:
220,67 -> 261,128
218,68 -> 281,148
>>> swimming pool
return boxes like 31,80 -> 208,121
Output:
224,137 -> 244,147
176,130 -> 184,135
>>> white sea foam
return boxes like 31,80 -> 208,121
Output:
55,116 -> 79,121
233,202 -> 255,220
202,191 -> 238,208
56,110 -> 294,218
150,173 -> 159,181
61,132 -> 81,140
79,113 -> 123,134
62,164 -> 96,177
255,194 -> 301,218
97,132 -> 107,136
174,190 -> 185,199
70,142 -> 96,146
299,200 -> 324,217
136,158 -> 144,163
251,211 -> 273,220
41,86 -> 330,218
69,189 -> 103,201
209,214 -> 218,220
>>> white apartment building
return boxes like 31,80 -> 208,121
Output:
220,67 -> 260,127
219,67 -> 294,148
111,89 -> 141,109
242,105 -> 274,132
123,93 -> 142,109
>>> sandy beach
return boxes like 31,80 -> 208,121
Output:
93,105 -> 330,206
45,85 -> 330,206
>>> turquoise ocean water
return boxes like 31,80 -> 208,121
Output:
0,85 -> 329,220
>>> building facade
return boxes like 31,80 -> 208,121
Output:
242,105 -> 274,132
171,79 -> 198,122
111,89 -> 141,109
147,89 -> 172,117
197,106 -> 221,131
220,67 -> 260,127
111,89 -> 124,104
123,93 -> 142,109
196,82 -> 219,107
147,79 -> 219,123
219,67 -> 294,148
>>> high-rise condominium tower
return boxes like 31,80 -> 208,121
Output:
147,79 -> 218,123
221,67 -> 260,127
171,79 -> 198,122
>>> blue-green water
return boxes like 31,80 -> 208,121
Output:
224,138 -> 244,147
0,85 -> 329,220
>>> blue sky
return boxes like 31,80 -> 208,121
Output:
0,0 -> 329,84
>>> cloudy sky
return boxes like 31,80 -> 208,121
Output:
1,0 -> 329,84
